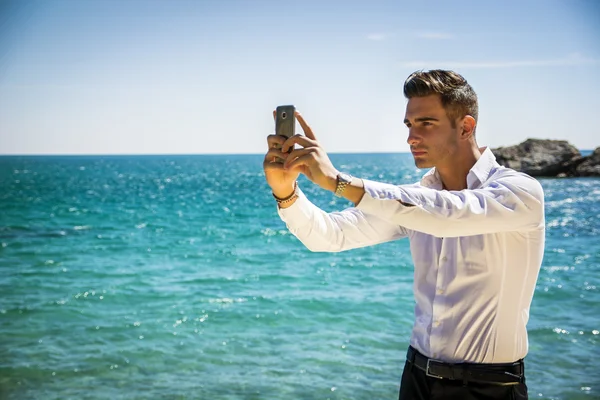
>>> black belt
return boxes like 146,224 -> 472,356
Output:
406,346 -> 524,386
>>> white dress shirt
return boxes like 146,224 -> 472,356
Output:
277,148 -> 545,364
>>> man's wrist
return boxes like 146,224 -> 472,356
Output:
326,174 -> 338,193
273,182 -> 299,209
272,183 -> 296,200
346,177 -> 366,206
334,172 -> 353,197
330,172 -> 366,206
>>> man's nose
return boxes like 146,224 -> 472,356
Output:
407,129 -> 419,146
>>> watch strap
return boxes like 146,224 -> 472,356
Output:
334,173 -> 352,197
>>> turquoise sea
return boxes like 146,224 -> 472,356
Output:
1,153 -> 599,400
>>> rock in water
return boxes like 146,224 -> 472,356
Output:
574,147 -> 600,177
492,139 -> 582,177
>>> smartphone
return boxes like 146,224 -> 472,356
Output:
275,105 -> 296,153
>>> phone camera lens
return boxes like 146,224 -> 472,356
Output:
281,112 -> 287,119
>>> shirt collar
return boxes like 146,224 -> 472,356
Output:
420,147 -> 498,189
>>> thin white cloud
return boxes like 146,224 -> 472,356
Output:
416,32 -> 454,40
398,54 -> 600,69
367,33 -> 386,41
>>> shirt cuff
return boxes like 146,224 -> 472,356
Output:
357,179 -> 415,218
276,187 -> 315,227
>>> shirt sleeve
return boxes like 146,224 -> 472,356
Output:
277,188 -> 408,252
356,171 -> 545,238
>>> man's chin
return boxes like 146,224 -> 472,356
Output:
413,159 -> 433,169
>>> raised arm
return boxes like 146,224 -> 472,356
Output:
356,170 -> 545,238
278,188 -> 407,252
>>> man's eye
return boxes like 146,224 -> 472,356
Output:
422,122 -> 432,126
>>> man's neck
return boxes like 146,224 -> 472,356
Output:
436,147 -> 482,191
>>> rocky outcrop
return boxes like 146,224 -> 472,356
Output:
573,147 -> 600,177
492,139 -> 600,177
492,139 -> 581,177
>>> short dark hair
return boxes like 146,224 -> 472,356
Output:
403,70 -> 478,128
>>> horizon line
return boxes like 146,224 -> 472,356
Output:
0,151 -> 414,157
0,148 -> 596,157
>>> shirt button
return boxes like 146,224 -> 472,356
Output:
441,256 -> 447,262
433,353 -> 438,358
434,320 -> 440,327
379,193 -> 386,199
436,288 -> 444,295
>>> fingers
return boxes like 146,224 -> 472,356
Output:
264,147 -> 288,164
282,134 -> 318,153
296,111 -> 318,141
284,153 -> 315,172
267,134 -> 286,149
282,147 -> 313,169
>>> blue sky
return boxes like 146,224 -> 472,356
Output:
1,0 -> 599,155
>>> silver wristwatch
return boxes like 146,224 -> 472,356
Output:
334,172 -> 353,197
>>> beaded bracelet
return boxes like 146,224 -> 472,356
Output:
272,181 -> 298,206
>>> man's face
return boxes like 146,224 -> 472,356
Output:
404,94 -> 460,169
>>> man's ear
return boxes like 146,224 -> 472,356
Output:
459,115 -> 476,140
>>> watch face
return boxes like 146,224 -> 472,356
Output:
339,173 -> 352,183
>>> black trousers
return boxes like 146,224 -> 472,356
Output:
398,360 -> 529,400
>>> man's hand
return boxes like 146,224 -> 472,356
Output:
263,136 -> 299,201
281,112 -> 339,193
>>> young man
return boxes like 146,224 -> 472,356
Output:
263,70 -> 544,400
